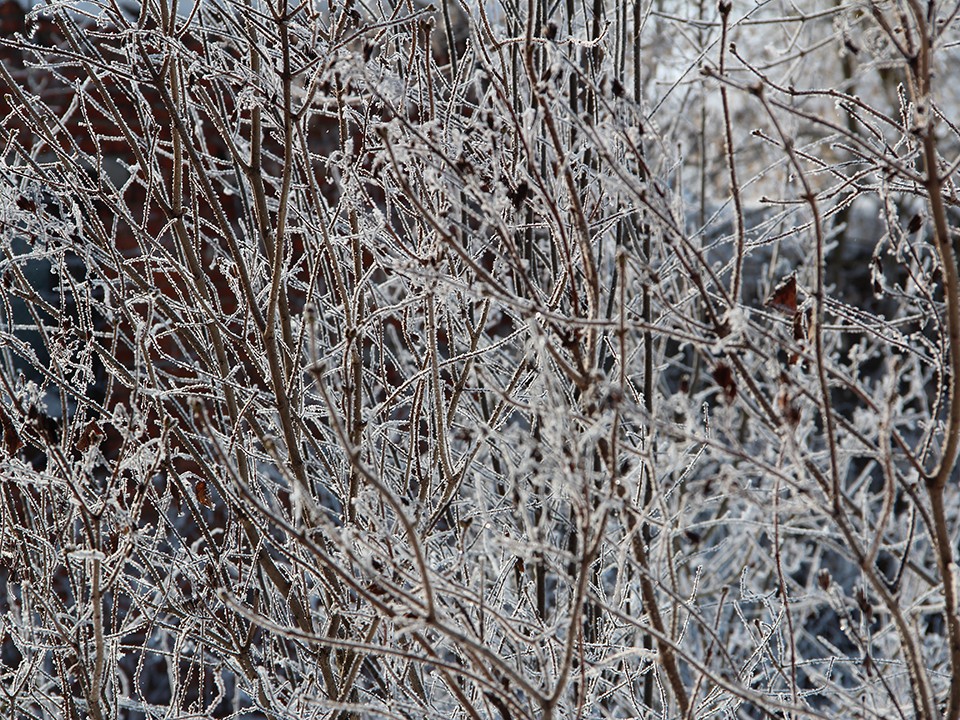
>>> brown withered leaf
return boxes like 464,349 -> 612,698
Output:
817,568 -> 831,590
777,390 -> 801,427
766,275 -> 798,315
0,406 -> 22,456
856,587 -> 873,623
195,479 -> 215,509
27,405 -> 59,444
16,196 -> 37,213
788,307 -> 814,366
712,362 -> 736,403
792,308 -> 806,342
507,180 -> 530,209
75,420 -> 104,452
366,581 -> 388,597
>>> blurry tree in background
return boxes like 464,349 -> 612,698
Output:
1,0 -> 960,718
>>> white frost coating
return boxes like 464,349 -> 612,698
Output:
0,3 -> 954,719
67,549 -> 107,563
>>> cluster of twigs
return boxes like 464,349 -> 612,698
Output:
0,0 -> 959,718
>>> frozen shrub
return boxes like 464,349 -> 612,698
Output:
0,1 -> 959,719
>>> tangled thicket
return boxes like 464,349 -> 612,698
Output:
1,0 -> 960,718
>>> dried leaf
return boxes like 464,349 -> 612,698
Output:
788,308 -> 814,366
195,480 -> 215,509
75,420 -> 104,452
777,390 -> 801,426
712,362 -> 736,403
767,275 -> 798,315
872,257 -> 884,297
856,587 -> 873,622
817,568 -> 831,590
0,406 -> 22,456
507,181 -> 530,209
28,406 -> 60,444
792,309 -> 806,342
15,196 -> 37,213
366,581 -> 388,597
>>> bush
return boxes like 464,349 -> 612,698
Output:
1,1 -> 959,718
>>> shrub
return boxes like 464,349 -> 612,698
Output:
0,1 -> 959,718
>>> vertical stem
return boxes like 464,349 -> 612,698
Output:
717,2 -> 745,305
631,0 -> 659,711
902,6 -> 960,718
88,555 -> 105,720
441,0 -> 458,76
921,66 -> 960,720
